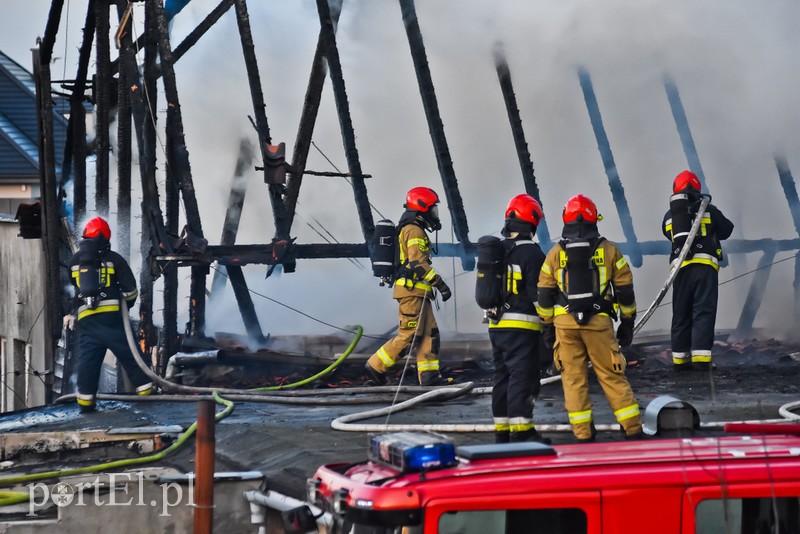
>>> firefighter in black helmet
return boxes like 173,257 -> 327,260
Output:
68,217 -> 154,412
663,171 -> 734,371
489,194 -> 548,443
365,187 -> 452,386
538,195 -> 643,442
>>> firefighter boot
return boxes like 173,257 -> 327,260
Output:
365,363 -> 388,386
511,429 -> 552,445
419,371 -> 444,386
495,431 -> 510,444
576,424 -> 597,444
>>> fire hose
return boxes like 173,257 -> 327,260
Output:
633,195 -> 711,336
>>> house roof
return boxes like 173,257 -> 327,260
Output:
0,50 -> 68,183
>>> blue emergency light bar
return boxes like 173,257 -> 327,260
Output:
368,432 -> 456,472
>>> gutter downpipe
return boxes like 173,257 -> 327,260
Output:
243,489 -> 333,534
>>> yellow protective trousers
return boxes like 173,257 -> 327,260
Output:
554,325 -> 642,439
367,296 -> 439,384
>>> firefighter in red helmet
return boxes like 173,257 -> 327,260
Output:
365,187 -> 451,386
538,195 -> 643,442
488,194 -> 548,443
662,171 -> 734,371
68,217 -> 154,412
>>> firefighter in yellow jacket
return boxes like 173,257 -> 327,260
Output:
366,187 -> 452,386
537,195 -> 643,441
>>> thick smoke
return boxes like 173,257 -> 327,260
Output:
7,0 -> 800,339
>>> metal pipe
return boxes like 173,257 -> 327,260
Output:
578,67 -> 641,267
399,0 -> 473,269
493,44 -> 551,248
316,0 -> 375,246
243,490 -> 333,533
194,399 -> 215,534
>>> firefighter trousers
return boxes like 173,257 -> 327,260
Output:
554,325 -> 642,439
489,329 -> 541,441
367,296 -> 440,384
76,313 -> 153,405
672,264 -> 718,364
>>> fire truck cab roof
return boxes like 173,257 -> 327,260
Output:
302,428 -> 800,534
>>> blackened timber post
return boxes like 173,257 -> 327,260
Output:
493,45 -> 551,248
34,31 -> 64,400
578,67 -> 642,267
735,244 -> 777,339
189,266 -> 209,339
774,155 -> 800,328
316,0 -> 375,245
116,1 -> 133,260
164,129 -> 180,353
233,0 -> 290,241
284,32 -> 328,235
153,0 -> 204,240
140,0 -> 165,369
94,0 -> 111,215
398,0 -> 472,269
65,0 -> 95,224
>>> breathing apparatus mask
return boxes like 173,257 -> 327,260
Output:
417,205 -> 442,232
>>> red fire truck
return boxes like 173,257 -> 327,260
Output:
294,425 -> 800,534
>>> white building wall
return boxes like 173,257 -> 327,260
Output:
0,217 -> 47,411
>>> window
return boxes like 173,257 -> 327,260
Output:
438,508 -> 587,534
696,497 -> 800,534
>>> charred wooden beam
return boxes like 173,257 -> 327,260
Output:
153,0 -> 204,240
225,265 -> 267,343
284,30 -> 328,235
139,0 -> 164,367
94,0 -> 111,215
211,138 -> 256,297
398,0 -> 472,270
493,45 -> 551,248
233,0 -> 290,241
316,0 -> 375,245
64,0 -> 95,224
578,67 -> 642,267
735,244 -> 777,339
664,77 -> 709,193
115,1 -> 133,260
174,0 -> 235,66
189,266 -> 209,339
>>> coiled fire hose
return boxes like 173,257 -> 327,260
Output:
0,392 -> 234,505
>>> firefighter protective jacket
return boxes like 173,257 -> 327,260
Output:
69,249 -> 139,320
537,239 -> 636,330
489,238 -> 546,331
662,202 -> 734,271
393,222 -> 440,299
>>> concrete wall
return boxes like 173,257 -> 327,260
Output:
0,217 -> 47,412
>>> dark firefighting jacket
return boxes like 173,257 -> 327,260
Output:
662,201 -> 734,271
489,238 -> 546,332
69,249 -> 138,320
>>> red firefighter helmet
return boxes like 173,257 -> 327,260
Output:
673,170 -> 701,194
505,194 -> 544,226
83,216 -> 111,239
562,194 -> 598,224
405,187 -> 440,213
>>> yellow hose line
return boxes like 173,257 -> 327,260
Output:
0,392 -> 234,499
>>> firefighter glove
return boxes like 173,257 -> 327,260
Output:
542,324 -> 556,349
433,276 -> 452,302
616,317 -> 635,348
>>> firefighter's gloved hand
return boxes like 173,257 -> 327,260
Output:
433,277 -> 452,302
63,315 -> 76,331
616,318 -> 635,348
542,324 -> 556,349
